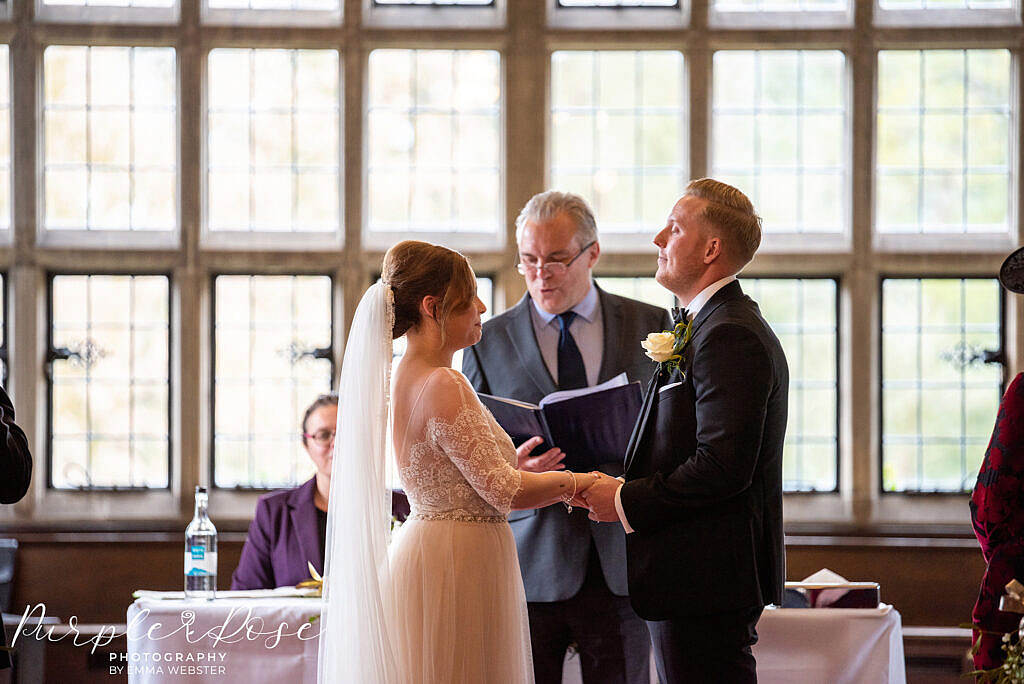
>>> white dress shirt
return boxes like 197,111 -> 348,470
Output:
613,274 -> 738,533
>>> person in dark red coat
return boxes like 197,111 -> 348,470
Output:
970,247 -> 1024,670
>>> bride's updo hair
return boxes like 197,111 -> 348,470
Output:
382,240 -> 476,342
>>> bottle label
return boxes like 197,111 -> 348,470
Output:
185,549 -> 217,576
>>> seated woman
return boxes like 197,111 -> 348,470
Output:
231,394 -> 410,589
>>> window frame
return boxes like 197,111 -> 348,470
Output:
362,0 -> 504,29
708,47 -> 854,252
34,0 -> 179,25
870,46 -> 1020,254
548,47 -> 690,252
873,1 -> 1022,28
744,274 -> 843,494
707,1 -> 853,29
200,46 -> 346,250
361,47 -> 507,253
45,270 -> 175,492
876,273 -> 1007,496
36,40 -> 182,250
547,0 -> 688,29
209,271 -> 337,492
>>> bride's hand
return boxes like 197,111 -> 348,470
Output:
569,472 -> 599,508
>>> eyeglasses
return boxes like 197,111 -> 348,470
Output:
303,429 -> 336,447
516,240 -> 596,277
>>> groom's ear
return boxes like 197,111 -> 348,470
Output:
703,236 -> 723,264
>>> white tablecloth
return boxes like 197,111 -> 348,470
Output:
126,596 -> 321,684
126,597 -> 904,684
753,605 -> 906,684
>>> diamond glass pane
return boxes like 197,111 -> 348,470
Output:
43,47 -> 177,232
712,50 -> 847,234
367,50 -> 501,235
214,275 -> 333,489
881,278 -> 1001,492
713,0 -> 845,8
744,278 -> 838,491
207,49 -> 340,233
0,47 -> 10,232
50,275 -> 170,489
876,50 -> 1012,235
595,276 -> 675,309
551,51 -> 685,234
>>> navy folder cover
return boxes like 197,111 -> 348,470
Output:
478,381 -> 643,471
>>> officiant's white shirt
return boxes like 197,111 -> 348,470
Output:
614,274 -> 737,534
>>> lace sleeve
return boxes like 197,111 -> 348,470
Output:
425,369 -> 523,515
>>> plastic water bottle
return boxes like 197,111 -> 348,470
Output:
184,486 -> 217,599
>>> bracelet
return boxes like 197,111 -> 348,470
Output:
562,471 -> 577,514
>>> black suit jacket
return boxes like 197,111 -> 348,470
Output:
619,281 -> 788,620
463,285 -> 671,601
1,385 -> 31,668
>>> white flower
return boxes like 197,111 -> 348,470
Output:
641,332 -> 676,363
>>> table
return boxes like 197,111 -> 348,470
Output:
126,595 -> 321,684
127,597 -> 904,683
753,605 -> 906,684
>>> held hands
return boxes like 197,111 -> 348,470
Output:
581,472 -> 622,523
516,436 -> 566,473
567,471 -> 599,509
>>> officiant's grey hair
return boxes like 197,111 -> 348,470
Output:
515,190 -> 598,247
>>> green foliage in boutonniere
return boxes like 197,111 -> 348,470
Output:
641,319 -> 694,376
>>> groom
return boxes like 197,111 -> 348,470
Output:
583,178 -> 788,683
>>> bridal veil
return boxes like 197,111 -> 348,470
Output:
317,280 -> 399,684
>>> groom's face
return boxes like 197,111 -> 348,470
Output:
654,195 -> 712,299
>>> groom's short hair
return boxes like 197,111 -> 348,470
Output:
515,190 -> 598,248
684,178 -> 762,266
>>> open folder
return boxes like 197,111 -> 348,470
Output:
478,373 -> 643,472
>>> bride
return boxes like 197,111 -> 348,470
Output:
318,240 -> 599,684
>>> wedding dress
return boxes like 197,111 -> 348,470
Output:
388,366 -> 534,683
317,281 -> 534,684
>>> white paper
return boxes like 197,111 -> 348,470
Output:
539,372 -> 628,407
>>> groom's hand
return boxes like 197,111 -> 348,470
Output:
581,473 -> 621,523
516,436 -> 566,472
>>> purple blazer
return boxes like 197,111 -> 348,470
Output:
231,477 -> 323,590
231,477 -> 412,590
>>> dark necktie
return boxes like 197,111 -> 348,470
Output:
556,311 -> 587,390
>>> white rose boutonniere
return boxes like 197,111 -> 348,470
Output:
641,332 -> 676,363
641,318 -> 694,375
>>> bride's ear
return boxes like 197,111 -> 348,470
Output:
419,295 -> 439,322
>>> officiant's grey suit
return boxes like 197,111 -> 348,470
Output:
463,284 -> 670,684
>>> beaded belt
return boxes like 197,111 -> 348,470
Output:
409,511 -> 505,524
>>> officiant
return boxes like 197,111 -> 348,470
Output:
463,190 -> 670,684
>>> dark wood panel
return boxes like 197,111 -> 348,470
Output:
3,535 -> 987,627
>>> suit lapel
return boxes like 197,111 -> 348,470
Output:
622,282 -> 743,475
623,367 -> 665,475
596,285 -> 626,384
288,478 -> 322,576
504,296 -> 558,397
